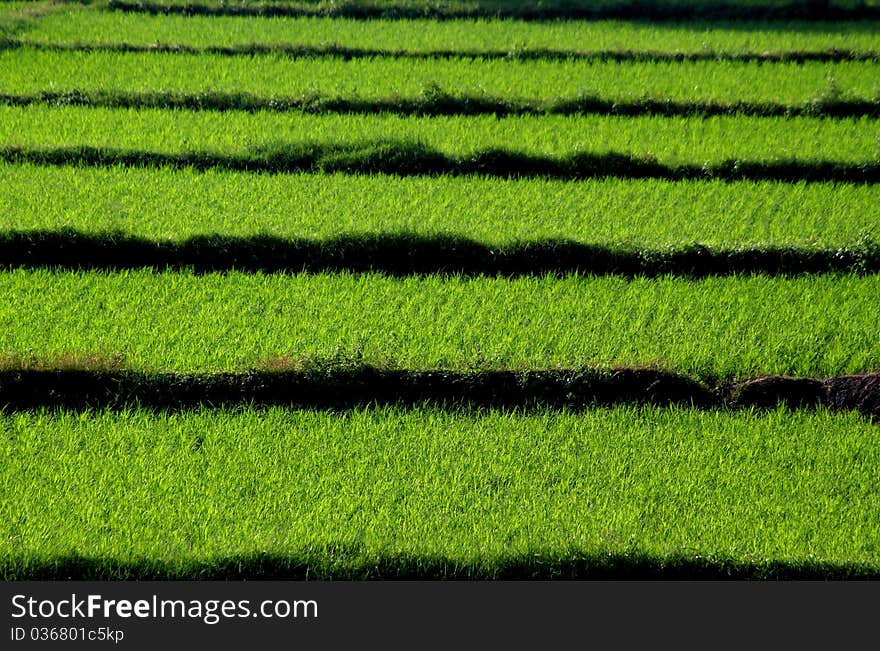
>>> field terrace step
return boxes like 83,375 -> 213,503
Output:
0,367 -> 877,419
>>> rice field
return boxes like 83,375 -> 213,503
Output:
3,49 -> 878,107
1,0 -> 878,580
0,164 -> 877,245
14,10 -> 880,57
2,271 -> 879,377
2,105 -> 876,163
3,407 -> 879,579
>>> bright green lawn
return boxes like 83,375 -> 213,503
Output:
1,106 -> 877,164
1,270 -> 878,377
18,11 -> 880,55
1,406 -> 878,577
2,49 -> 878,104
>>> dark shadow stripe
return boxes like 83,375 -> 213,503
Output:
2,230 -> 878,276
4,552 -> 877,580
4,40 -> 878,63
2,90 -> 877,119
0,368 -> 877,420
105,0 -> 880,22
2,144 -> 878,184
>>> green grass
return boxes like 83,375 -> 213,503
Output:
2,49 -> 878,106
98,0 -> 880,21
3,0 -> 879,581
0,1 -> 37,15
1,270 -> 877,377
0,1 -> 55,18
16,11 -> 880,57
2,406 -> 878,578
1,106 -> 876,166
2,164 -> 877,246
0,1 -> 58,38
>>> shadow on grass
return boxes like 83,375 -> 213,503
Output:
2,230 -> 878,276
2,89 -> 877,119
2,41 -> 878,63
0,367 -> 877,419
5,551 -> 878,579
104,0 -> 880,22
2,142 -> 878,184
0,366 -> 717,411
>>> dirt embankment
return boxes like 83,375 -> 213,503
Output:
0,367 -> 877,419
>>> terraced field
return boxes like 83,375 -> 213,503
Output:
1,0 -> 878,579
